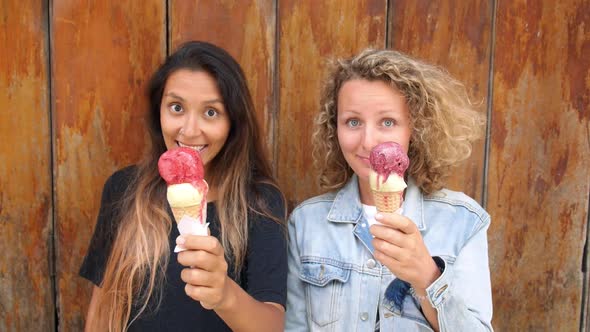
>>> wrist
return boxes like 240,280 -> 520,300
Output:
215,277 -> 237,312
413,256 -> 445,290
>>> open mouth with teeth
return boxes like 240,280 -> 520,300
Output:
178,141 -> 207,153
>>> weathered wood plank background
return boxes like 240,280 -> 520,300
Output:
488,0 -> 590,330
0,1 -> 53,330
51,1 -> 165,328
1,0 -> 588,331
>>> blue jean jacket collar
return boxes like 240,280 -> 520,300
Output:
327,174 -> 426,231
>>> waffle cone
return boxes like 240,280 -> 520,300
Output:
371,190 -> 403,213
170,204 -> 202,223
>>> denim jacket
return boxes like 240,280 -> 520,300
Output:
285,175 -> 493,331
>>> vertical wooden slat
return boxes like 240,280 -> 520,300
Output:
0,1 -> 53,330
277,0 -> 387,207
488,0 -> 589,330
169,0 -> 276,158
388,0 -> 492,201
52,2 -> 166,330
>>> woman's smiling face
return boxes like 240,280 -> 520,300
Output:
336,79 -> 411,185
160,69 -> 231,174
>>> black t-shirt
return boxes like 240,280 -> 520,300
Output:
79,166 -> 287,331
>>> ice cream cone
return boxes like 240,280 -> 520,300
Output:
372,190 -> 403,213
170,204 -> 202,223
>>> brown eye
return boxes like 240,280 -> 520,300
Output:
205,108 -> 218,117
170,103 -> 183,113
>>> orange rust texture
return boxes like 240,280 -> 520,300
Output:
277,0 -> 387,207
488,0 -> 589,330
389,0 -> 492,201
169,0 -> 276,157
0,1 -> 53,331
52,2 -> 165,329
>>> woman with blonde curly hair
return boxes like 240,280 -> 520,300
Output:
286,48 -> 493,331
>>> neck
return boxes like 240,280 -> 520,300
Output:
358,176 -> 374,206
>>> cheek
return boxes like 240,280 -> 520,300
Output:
337,128 -> 356,153
210,121 -> 231,148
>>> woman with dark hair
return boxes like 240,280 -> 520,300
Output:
80,41 -> 287,331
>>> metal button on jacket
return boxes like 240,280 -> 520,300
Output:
360,312 -> 369,321
366,259 -> 376,269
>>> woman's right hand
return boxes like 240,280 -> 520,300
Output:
370,212 -> 440,290
176,235 -> 234,310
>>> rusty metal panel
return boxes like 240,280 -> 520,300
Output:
277,0 -> 387,207
0,1 -> 53,331
388,0 -> 492,201
169,0 -> 276,158
51,2 -> 166,330
488,0 -> 589,330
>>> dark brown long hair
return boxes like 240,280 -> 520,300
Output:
89,41 -> 281,331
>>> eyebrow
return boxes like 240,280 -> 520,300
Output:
163,93 -> 223,106
202,99 -> 224,105
163,92 -> 186,102
340,109 -> 398,115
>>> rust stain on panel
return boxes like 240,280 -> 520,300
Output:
170,0 -> 276,156
0,1 -> 53,331
277,0 -> 387,205
566,6 -> 590,122
488,0 -> 590,330
52,2 -> 165,330
389,0 -> 492,201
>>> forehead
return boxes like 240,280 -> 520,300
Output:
164,69 -> 220,96
337,79 -> 406,114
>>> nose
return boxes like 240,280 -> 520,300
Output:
180,112 -> 202,137
361,125 -> 378,152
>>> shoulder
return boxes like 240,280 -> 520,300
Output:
103,165 -> 138,194
252,181 -> 283,202
249,181 -> 287,223
424,188 -> 490,229
294,191 -> 337,211
289,191 -> 337,223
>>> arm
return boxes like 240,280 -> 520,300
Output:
177,235 -> 285,332
371,212 -> 441,330
425,224 -> 493,332
285,213 -> 309,331
371,212 -> 493,331
213,279 -> 285,331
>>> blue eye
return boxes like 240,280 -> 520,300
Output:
205,108 -> 218,117
383,119 -> 395,127
347,119 -> 360,127
169,103 -> 183,113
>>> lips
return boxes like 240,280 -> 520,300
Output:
177,141 -> 207,153
358,155 -> 370,165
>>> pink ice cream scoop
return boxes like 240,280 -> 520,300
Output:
369,142 -> 409,213
158,147 -> 206,189
158,147 -> 209,230
369,142 -> 409,180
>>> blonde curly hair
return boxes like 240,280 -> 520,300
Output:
313,48 -> 485,195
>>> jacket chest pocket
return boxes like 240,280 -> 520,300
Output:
299,261 -> 351,327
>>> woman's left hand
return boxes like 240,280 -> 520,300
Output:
370,212 -> 440,290
176,235 -> 232,310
